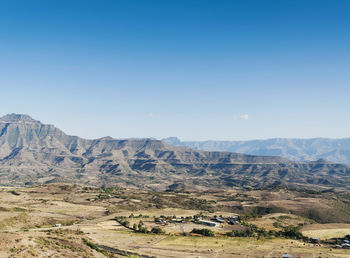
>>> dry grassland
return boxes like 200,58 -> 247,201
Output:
0,184 -> 350,257
301,223 -> 350,239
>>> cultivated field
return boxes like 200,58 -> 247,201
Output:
301,223 -> 350,240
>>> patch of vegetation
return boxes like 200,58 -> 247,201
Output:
82,238 -> 109,256
228,221 -> 307,240
248,206 -> 288,217
151,226 -> 164,234
9,190 -> 20,196
0,212 -> 29,230
12,207 -> 26,212
191,228 -> 214,237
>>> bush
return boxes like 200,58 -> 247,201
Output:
151,227 -> 164,234
138,226 -> 148,233
191,228 -> 214,237
82,238 -> 108,256
226,229 -> 254,237
281,225 -> 303,239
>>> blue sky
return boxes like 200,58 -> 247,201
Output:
0,0 -> 349,140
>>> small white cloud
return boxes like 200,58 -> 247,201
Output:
148,112 -> 155,118
239,114 -> 249,120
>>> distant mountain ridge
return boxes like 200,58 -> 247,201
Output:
1,113 -> 350,191
163,137 -> 350,164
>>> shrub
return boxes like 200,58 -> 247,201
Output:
191,228 -> 214,237
281,225 -> 303,239
151,227 -> 164,234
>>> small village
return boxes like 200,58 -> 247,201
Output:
154,214 -> 240,227
114,212 -> 350,252
115,212 -> 242,237
334,235 -> 350,249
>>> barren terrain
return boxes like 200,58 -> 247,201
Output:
1,184 -> 350,257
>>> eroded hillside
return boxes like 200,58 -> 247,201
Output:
1,114 -> 350,191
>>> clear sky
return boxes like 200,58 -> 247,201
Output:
0,0 -> 349,140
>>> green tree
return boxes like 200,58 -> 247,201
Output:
151,227 -> 164,234
191,228 -> 214,237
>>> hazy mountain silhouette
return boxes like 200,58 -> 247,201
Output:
163,137 -> 350,164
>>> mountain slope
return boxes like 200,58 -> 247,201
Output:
1,114 -> 350,191
163,137 -> 350,164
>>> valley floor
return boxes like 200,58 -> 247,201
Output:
1,184 -> 350,257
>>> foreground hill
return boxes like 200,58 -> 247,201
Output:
1,184 -> 350,257
164,137 -> 350,163
1,114 -> 350,190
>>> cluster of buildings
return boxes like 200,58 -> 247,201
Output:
154,215 -> 240,228
197,215 -> 240,227
335,239 -> 350,249
198,219 -> 220,227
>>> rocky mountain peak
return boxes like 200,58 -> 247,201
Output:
0,113 -> 40,123
316,158 -> 330,164
162,137 -> 181,145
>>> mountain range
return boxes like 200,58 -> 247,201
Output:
163,137 -> 350,164
1,113 -> 350,191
